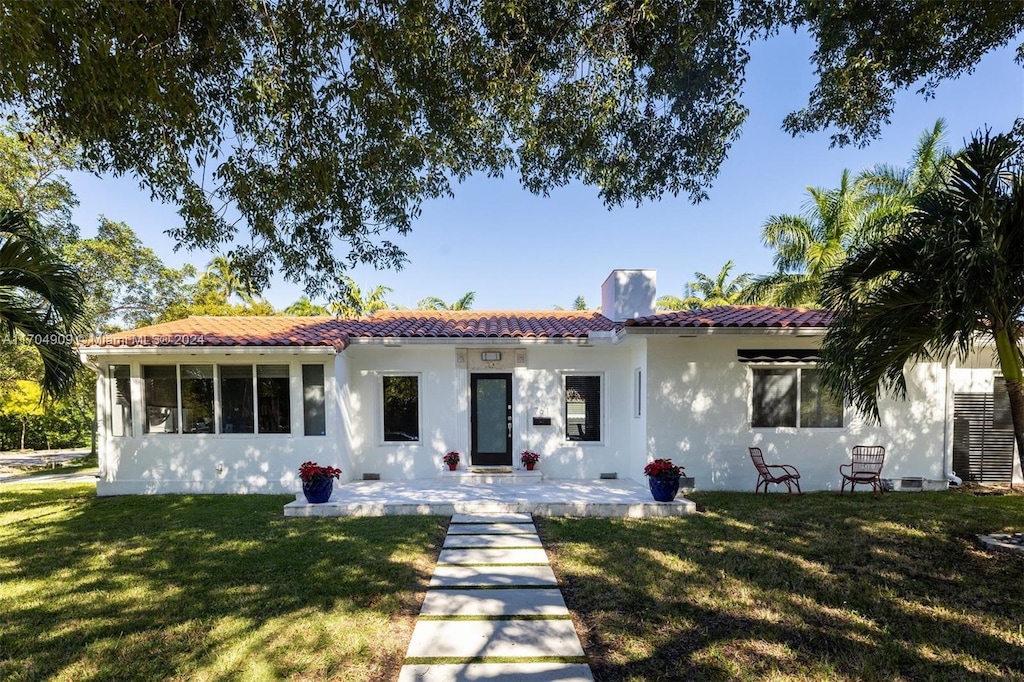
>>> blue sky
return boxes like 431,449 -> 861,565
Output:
67,30 -> 1024,313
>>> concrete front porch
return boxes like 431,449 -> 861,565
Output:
283,478 -> 696,518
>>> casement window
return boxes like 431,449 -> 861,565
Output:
257,365 -> 291,434
142,365 -> 178,434
220,365 -> 255,433
181,365 -> 215,433
140,364 -> 296,435
565,375 -> 601,441
382,375 -> 420,442
218,364 -> 292,434
109,365 -> 132,437
751,367 -> 843,428
302,364 -> 326,436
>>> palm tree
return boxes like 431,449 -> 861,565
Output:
859,119 -> 951,224
204,254 -> 256,305
744,170 -> 872,307
658,260 -> 752,310
282,295 -> 329,316
0,210 -> 86,398
818,130 -> 1024,482
331,276 -> 392,318
418,291 -> 475,310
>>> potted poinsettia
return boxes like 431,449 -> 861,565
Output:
520,450 -> 540,471
443,451 -> 460,471
643,458 -> 686,502
298,461 -> 341,503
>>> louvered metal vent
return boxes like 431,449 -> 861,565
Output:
952,378 -> 1016,483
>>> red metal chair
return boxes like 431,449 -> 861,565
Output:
749,447 -> 803,494
840,446 -> 886,493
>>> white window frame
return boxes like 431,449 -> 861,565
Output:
562,372 -> 605,444
139,362 -> 295,437
749,364 -> 845,429
379,372 -> 423,446
108,364 -> 133,438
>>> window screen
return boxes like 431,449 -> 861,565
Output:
565,375 -> 601,441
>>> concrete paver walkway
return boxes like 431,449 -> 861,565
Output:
398,512 -> 593,681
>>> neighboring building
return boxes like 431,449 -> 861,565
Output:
82,269 -> 1021,495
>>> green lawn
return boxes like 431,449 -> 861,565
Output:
5,485 -> 1022,681
538,491 -> 1024,682
0,484 -> 447,681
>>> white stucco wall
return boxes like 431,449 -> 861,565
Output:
93,352 -> 343,495
90,331 -> 987,493
644,335 -> 949,491
341,343 -> 639,480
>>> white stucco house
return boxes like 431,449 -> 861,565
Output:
81,269 -> 1021,495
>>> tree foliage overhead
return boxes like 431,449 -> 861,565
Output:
64,218 -> 195,331
1,1 -> 1019,296
0,117 -> 79,248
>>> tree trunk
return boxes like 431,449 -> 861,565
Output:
19,417 -> 26,451
1005,379 -> 1024,488
993,329 -> 1024,486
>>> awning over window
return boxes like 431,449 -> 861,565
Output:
738,349 -> 820,363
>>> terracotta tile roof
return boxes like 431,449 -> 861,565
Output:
83,307 -> 832,350
85,316 -> 349,350
342,310 -> 617,339
624,306 -> 833,329
84,311 -> 618,349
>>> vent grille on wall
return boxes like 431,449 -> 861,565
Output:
952,378 -> 1016,483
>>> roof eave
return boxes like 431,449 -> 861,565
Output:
623,326 -> 828,337
79,345 -> 342,358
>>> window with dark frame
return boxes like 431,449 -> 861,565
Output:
565,375 -> 601,441
302,364 -> 326,436
383,375 -> 419,441
752,367 -> 843,428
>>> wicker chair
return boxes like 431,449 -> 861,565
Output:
840,446 -> 886,493
749,447 -> 803,494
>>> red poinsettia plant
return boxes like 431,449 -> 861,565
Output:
298,461 -> 342,483
643,458 -> 685,480
520,450 -> 541,465
443,451 -> 460,466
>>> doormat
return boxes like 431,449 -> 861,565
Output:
470,468 -> 513,474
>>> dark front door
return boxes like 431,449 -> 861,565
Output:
471,373 -> 512,466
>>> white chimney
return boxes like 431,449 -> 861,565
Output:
601,269 -> 656,322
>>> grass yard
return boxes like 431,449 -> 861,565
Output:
0,484 -> 447,681
538,491 -> 1024,682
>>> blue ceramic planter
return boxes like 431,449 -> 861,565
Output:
648,476 -> 680,502
302,478 -> 334,504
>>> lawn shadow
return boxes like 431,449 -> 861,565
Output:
0,485 -> 448,681
538,492 -> 1024,681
